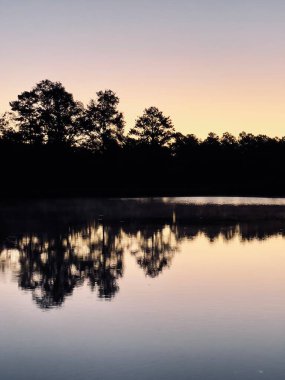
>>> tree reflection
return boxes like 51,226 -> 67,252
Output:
126,224 -> 178,277
1,224 -> 124,309
1,219 -> 285,309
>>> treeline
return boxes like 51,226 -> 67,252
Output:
1,79 -> 285,197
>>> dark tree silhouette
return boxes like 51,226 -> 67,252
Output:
10,80 -> 82,146
220,132 -> 238,148
81,90 -> 125,152
1,78 -> 285,197
0,112 -> 20,142
0,113 -> 7,136
129,106 -> 174,147
172,132 -> 200,154
203,132 -> 220,148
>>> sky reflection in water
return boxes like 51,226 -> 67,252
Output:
0,199 -> 285,380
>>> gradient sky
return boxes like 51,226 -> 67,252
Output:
0,0 -> 284,137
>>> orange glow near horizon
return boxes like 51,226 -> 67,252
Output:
1,1 -> 285,138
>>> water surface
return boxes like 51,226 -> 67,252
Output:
0,198 -> 285,380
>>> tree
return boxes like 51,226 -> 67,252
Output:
0,113 -> 9,139
238,132 -> 257,151
172,132 -> 200,155
10,80 -> 82,146
129,106 -> 175,148
203,132 -> 220,147
81,90 -> 125,152
0,112 -> 21,143
220,132 -> 237,148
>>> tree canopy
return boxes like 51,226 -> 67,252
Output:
129,106 -> 175,147
81,90 -> 125,152
1,78 -> 285,197
10,80 -> 82,146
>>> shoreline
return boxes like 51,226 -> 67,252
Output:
1,197 -> 285,223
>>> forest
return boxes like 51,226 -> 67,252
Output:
1,79 -> 284,197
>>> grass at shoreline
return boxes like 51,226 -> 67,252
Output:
1,197 -> 285,222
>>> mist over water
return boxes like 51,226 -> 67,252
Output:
1,198 -> 285,380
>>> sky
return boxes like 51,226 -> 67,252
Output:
0,0 -> 284,138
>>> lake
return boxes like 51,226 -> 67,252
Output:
1,197 -> 285,380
